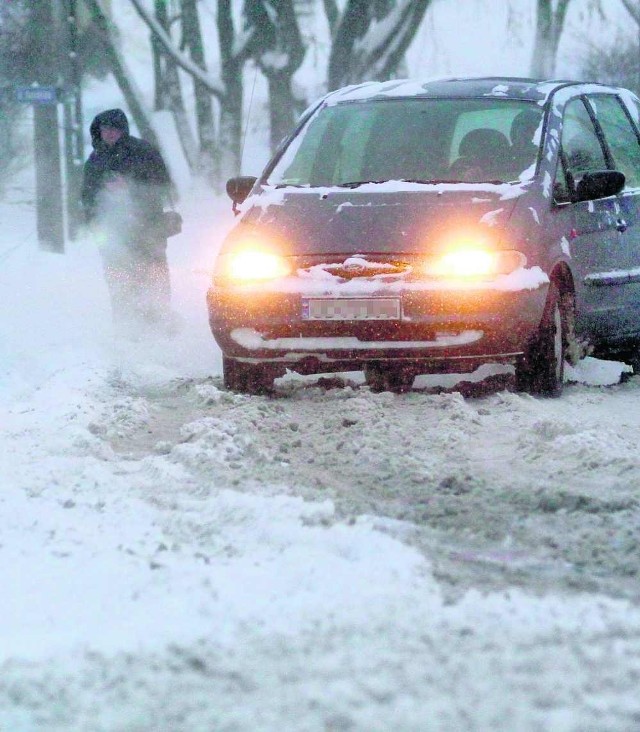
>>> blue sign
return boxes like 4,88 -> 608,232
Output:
15,86 -> 58,104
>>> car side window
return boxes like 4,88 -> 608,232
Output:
561,98 -> 608,175
555,98 -> 608,202
587,95 -> 640,189
553,156 -> 572,203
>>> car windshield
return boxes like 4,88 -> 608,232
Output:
266,98 -> 544,187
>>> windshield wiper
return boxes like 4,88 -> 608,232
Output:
273,182 -> 307,189
425,178 -> 507,185
451,179 -> 507,185
273,177 -> 510,189
335,180 -> 389,188
336,178 -> 508,187
401,178 -> 458,185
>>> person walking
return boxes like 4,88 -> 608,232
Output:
81,108 -> 176,333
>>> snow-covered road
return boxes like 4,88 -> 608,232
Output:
2,192 -> 640,731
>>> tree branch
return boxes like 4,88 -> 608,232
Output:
128,0 -> 225,99
621,0 -> 640,26
83,0 -> 159,145
551,0 -> 572,46
328,0 -> 431,89
323,0 -> 339,36
353,0 -> 431,80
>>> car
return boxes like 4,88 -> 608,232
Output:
208,76 -> 640,396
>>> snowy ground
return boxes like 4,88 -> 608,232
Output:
2,164 -> 640,732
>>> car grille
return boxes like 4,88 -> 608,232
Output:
298,257 -> 413,281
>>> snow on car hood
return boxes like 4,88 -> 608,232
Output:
237,184 -> 525,256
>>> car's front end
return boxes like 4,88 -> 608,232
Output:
208,187 -> 549,380
208,81 -> 553,389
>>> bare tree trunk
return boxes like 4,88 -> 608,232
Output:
152,0 -> 169,111
217,0 -> 244,180
621,0 -> 640,24
164,59 -> 199,172
83,0 -> 158,146
327,0 -> 431,90
620,0 -> 640,90
130,0 -> 232,185
152,0 -> 199,173
129,0 -> 224,95
245,0 -> 306,153
323,0 -> 339,36
267,71 -> 298,151
530,0 -> 572,78
181,0 -> 217,180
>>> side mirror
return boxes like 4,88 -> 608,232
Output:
226,176 -> 257,205
576,170 -> 625,202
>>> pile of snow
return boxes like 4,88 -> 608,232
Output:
3,175 -> 640,729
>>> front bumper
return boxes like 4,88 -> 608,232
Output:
207,275 -> 548,374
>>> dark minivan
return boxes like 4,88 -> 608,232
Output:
208,77 -> 640,395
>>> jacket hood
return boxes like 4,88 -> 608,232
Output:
89,108 -> 130,149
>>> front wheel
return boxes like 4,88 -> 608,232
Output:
223,357 -> 277,395
364,364 -> 415,393
515,282 -> 567,397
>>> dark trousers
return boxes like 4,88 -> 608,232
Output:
99,228 -> 172,328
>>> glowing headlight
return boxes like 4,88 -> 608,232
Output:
422,249 -> 526,279
217,248 -> 292,283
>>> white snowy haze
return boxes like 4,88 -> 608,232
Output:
2,1 -> 640,730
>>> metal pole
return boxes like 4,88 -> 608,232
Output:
33,0 -> 65,253
63,0 -> 84,239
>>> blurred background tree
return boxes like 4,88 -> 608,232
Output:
0,2 -> 33,191
577,0 -> 640,94
579,35 -> 640,95
5,0 -> 640,197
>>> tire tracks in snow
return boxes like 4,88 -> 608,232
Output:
97,374 -> 640,603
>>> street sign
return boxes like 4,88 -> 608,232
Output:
15,86 -> 59,105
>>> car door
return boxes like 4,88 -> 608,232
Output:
553,96 -> 626,340
585,93 -> 640,336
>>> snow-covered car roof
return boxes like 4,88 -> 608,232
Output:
322,77 -> 625,107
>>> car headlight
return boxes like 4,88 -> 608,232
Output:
422,248 -> 526,279
215,245 -> 292,283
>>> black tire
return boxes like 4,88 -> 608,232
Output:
364,364 -> 414,393
626,349 -> 640,375
614,342 -> 640,375
223,357 -> 276,395
515,281 -> 567,397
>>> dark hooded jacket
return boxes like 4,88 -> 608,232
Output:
81,109 -> 171,227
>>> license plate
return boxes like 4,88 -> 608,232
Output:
302,297 -> 401,321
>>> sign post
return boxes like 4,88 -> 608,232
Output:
23,0 -> 66,254
15,86 -> 59,105
17,84 -> 65,254
62,0 -> 85,241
